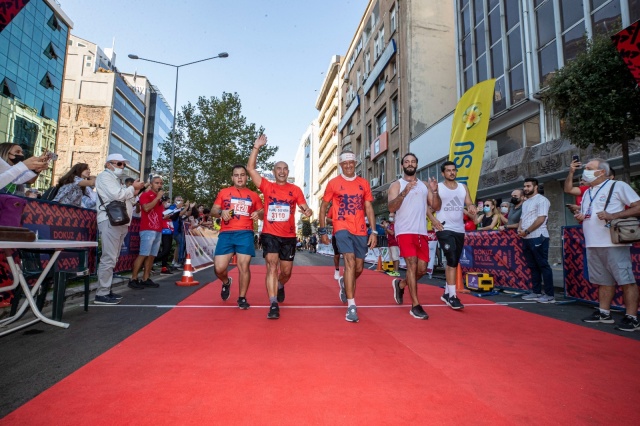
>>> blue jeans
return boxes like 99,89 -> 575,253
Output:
522,236 -> 554,296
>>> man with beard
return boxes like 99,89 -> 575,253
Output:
211,165 -> 264,309
319,151 -> 377,323
518,178 -> 554,303
388,153 -> 440,319
248,134 -> 312,319
427,161 -> 476,310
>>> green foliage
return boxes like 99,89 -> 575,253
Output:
544,33 -> 640,151
301,217 -> 311,237
152,92 -> 277,203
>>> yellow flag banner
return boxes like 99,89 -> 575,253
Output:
448,79 -> 496,201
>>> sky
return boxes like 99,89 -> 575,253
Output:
59,0 -> 369,174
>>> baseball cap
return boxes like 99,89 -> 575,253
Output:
105,153 -> 129,164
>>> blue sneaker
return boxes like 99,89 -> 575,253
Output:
345,305 -> 359,323
94,294 -> 120,305
338,277 -> 347,304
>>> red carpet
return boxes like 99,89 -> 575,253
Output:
3,267 -> 639,425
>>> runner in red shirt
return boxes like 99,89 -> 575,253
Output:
319,151 -> 377,323
211,165 -> 264,309
248,134 -> 312,319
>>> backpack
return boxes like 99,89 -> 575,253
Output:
41,185 -> 60,201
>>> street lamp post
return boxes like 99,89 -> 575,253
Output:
127,52 -> 229,199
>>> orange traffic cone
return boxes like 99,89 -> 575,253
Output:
230,254 -> 237,266
456,265 -> 470,294
376,253 -> 384,272
176,254 -> 200,286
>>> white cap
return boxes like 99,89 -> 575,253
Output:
106,153 -> 129,164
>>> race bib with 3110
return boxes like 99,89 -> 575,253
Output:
230,197 -> 252,216
267,203 -> 290,222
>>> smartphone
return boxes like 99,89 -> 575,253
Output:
572,155 -> 580,163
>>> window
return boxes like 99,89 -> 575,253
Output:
378,156 -> 386,184
563,23 -> 587,63
1,77 -> 21,99
43,42 -> 58,60
631,0 -> 640,23
462,5 -> 471,36
376,110 -> 387,136
591,0 -> 622,36
394,149 -> 401,177
356,69 -> 361,88
536,1 -> 556,47
539,42 -> 558,87
47,14 -> 60,31
365,51 -> 371,73
491,40 -> 504,78
41,102 -> 53,119
560,0 -> 584,30
475,20 -> 486,56
367,123 -> 373,144
40,72 -> 55,89
505,0 -> 520,30
477,54 -> 488,82
391,96 -> 399,127
390,4 -> 397,32
377,75 -> 385,96
374,27 -> 385,60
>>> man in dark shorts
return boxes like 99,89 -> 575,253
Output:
211,165 -> 264,309
248,134 -> 312,319
427,161 -> 476,310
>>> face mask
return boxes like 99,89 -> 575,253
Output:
112,167 -> 124,176
11,154 -> 25,163
582,169 -> 599,183
483,207 -> 491,213
389,217 -> 394,222
500,207 -> 509,214
510,197 -> 520,205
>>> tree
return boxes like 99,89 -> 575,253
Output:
544,32 -> 640,183
300,217 -> 311,237
152,92 -> 278,203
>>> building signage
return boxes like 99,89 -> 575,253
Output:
363,39 -> 397,95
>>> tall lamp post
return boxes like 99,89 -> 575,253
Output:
127,52 -> 229,199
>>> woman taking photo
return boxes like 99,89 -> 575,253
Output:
53,163 -> 96,207
0,143 -> 45,195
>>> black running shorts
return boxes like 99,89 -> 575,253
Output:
260,233 -> 298,261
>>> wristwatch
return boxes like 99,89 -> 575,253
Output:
524,229 -> 530,235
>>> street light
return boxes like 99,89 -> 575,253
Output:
127,52 -> 229,199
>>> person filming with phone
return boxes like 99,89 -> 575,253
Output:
0,143 -> 49,195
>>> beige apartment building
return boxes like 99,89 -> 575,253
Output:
313,55 -> 342,209
338,0 -> 457,217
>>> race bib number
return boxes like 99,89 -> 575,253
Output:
230,197 -> 252,217
267,203 -> 290,222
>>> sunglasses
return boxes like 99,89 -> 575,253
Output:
110,161 -> 124,167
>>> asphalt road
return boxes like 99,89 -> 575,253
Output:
1,249 -> 638,417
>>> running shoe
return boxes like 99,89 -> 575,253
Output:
221,277 -> 232,301
387,271 -> 400,277
94,294 -> 121,305
392,279 -> 404,305
447,295 -> 464,310
535,294 -> 555,304
334,270 -> 340,280
338,277 -> 347,304
109,291 -> 123,300
582,310 -> 614,324
237,297 -> 250,310
345,305 -> 359,323
522,292 -> 542,301
267,302 -> 280,319
410,305 -> 429,320
615,315 -> 640,332
277,285 -> 285,303
127,279 -> 144,290
141,279 -> 159,288
440,292 -> 449,305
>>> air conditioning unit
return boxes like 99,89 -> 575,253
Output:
370,177 -> 379,187
364,149 -> 371,158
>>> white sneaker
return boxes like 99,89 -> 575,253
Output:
334,270 -> 340,280
522,293 -> 541,301
535,294 -> 556,304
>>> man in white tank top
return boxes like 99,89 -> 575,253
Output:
388,153 -> 441,319
427,161 -> 477,310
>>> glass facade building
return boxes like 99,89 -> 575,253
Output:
144,85 -> 173,180
110,74 -> 145,178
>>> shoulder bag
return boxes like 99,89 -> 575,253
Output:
603,182 -> 640,244
97,191 -> 130,227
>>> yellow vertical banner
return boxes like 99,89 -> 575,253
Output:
448,79 -> 496,201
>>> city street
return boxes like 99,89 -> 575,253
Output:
1,249 -> 639,420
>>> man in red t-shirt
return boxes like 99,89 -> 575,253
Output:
129,176 -> 167,289
248,134 -> 312,319
319,151 -> 377,323
211,165 -> 264,309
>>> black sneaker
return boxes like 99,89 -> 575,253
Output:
94,294 -> 120,305
616,315 -> 640,332
440,292 -> 449,306
237,297 -> 250,310
277,285 -> 285,303
221,278 -> 232,301
392,279 -> 404,305
267,302 -> 280,319
582,310 -> 614,324
410,305 -> 429,320
141,279 -> 159,288
127,279 -> 145,290
447,295 -> 464,310
109,291 -> 123,300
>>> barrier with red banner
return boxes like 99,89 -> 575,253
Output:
0,198 -> 141,289
562,226 -> 640,307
